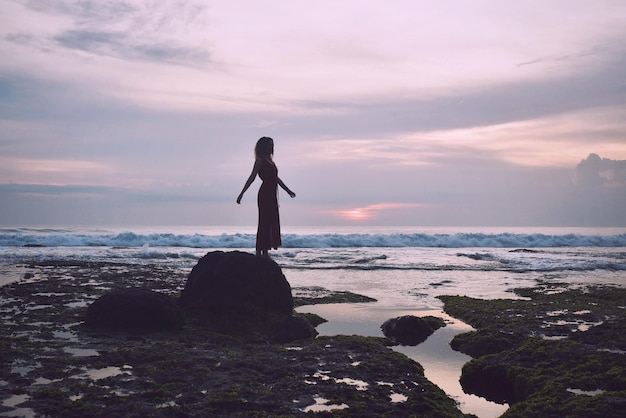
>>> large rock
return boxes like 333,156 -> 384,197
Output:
271,315 -> 318,344
85,288 -> 183,332
381,315 -> 446,346
180,251 -> 294,320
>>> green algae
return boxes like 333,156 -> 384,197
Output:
439,284 -> 626,417
292,286 -> 378,307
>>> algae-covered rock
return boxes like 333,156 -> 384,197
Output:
270,315 -> 318,344
381,315 -> 446,346
85,287 -> 183,332
181,250 -> 293,319
440,285 -> 626,417
450,329 -> 527,357
292,285 -> 377,306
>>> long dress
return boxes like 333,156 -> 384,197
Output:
256,158 -> 281,251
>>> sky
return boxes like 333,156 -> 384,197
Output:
1,0 -> 625,228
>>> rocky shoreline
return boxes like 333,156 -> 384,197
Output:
2,257 -> 625,417
440,282 -> 626,417
0,259 -> 469,417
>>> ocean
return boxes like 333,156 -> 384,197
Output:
1,225 -> 625,417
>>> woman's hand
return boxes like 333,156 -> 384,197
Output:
288,190 -> 296,199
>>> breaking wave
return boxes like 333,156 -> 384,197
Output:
2,229 -> 625,248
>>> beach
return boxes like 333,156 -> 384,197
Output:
1,226 -> 625,417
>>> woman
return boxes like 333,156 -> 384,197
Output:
237,137 -> 296,257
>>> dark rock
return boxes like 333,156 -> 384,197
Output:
292,286 -> 377,306
85,288 -> 183,332
296,311 -> 328,328
509,248 -> 539,253
460,360 -> 517,404
180,250 -> 293,320
271,315 -> 318,343
381,315 -> 446,346
450,329 -> 527,357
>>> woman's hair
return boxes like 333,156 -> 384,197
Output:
255,136 -> 274,159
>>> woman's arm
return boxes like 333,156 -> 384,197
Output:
237,159 -> 261,204
277,177 -> 296,198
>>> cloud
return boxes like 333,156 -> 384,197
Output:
0,183 -> 113,197
5,0 -> 213,67
290,42 -> 626,137
53,29 -> 210,66
0,155 -> 126,186
573,154 -> 626,189
22,0 -> 136,21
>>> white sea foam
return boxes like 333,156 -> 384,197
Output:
2,227 -> 626,249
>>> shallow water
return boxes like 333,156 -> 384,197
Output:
290,268 -> 515,418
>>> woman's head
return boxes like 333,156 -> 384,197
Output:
255,136 -> 274,159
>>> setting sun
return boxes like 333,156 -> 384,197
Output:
343,209 -> 373,221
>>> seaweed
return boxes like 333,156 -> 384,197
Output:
439,285 -> 626,417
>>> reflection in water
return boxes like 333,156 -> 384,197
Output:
297,303 -> 508,418
394,324 -> 509,417
301,397 -> 349,413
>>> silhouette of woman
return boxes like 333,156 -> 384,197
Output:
237,137 -> 296,257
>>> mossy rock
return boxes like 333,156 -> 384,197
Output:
85,288 -> 183,332
381,315 -> 446,346
180,251 -> 294,335
440,285 -> 626,417
450,329 -> 528,357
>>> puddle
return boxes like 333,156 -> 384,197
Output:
298,303 -> 510,418
390,392 -> 408,403
301,396 -> 349,413
32,292 -> 67,297
334,377 -> 368,391
598,348 -> 626,355
1,394 -> 29,408
542,319 -> 604,333
567,388 -> 606,397
28,321 -> 54,327
541,335 -> 568,340
156,400 -> 178,409
33,377 -> 61,385
0,406 -> 37,418
305,372 -> 369,391
65,301 -> 91,308
53,330 -> 79,342
71,365 -> 133,381
0,394 -> 36,418
63,347 -> 100,357
546,309 -> 568,316
23,304 -> 53,311
310,371 -> 330,381
10,361 -> 41,376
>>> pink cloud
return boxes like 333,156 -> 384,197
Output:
327,203 -> 428,221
